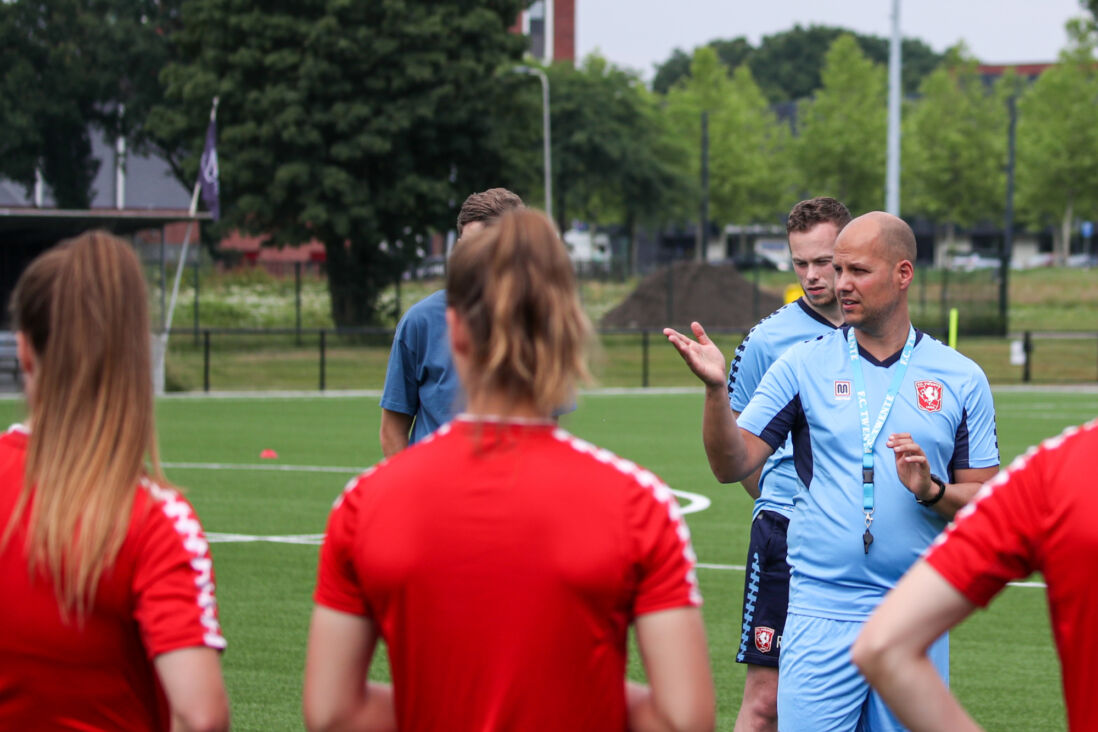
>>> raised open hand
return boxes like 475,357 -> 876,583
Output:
663,321 -> 727,389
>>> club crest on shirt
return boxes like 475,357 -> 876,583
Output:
915,380 -> 943,412
754,626 -> 776,653
834,380 -> 852,400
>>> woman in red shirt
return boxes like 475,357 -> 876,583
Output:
305,209 -> 714,732
0,231 -> 229,731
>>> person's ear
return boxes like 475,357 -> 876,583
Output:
446,307 -> 471,358
895,259 -> 915,292
15,332 -> 35,378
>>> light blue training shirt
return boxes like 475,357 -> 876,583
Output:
738,326 -> 999,621
728,298 -> 840,520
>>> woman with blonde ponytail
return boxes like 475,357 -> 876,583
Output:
305,209 -> 715,732
0,231 -> 229,731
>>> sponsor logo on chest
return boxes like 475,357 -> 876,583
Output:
834,380 -> 852,400
915,379 -> 944,412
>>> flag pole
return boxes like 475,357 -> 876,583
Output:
154,96 -> 219,394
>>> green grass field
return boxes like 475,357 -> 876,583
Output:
0,388 -> 1089,731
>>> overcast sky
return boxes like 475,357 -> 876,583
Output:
577,0 -> 1086,79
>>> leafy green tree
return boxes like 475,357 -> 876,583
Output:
1016,21 -> 1098,264
665,47 -> 792,243
902,46 -> 1007,255
652,48 -> 694,96
497,54 -> 691,269
1084,0 -> 1098,24
1,1 -> 101,208
0,0 -> 182,208
152,0 -> 525,326
652,26 -> 940,103
795,35 -> 887,215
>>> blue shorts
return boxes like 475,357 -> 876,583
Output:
777,612 -> 949,732
736,510 -> 790,667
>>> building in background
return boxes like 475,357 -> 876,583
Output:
514,0 -> 575,64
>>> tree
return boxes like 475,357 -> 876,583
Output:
1016,20 -> 1098,265
1,1 -> 101,208
495,54 -> 692,268
652,26 -> 941,103
795,35 -> 887,215
0,0 -> 183,208
665,47 -> 792,240
152,0 -> 526,326
902,46 -> 1007,255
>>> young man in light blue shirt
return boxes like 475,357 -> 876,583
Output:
721,197 -> 850,732
667,212 -> 999,731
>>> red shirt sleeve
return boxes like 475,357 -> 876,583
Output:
132,483 -> 226,658
628,471 -> 703,616
314,477 -> 370,616
925,450 -> 1047,607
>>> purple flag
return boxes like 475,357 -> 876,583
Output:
199,117 -> 220,220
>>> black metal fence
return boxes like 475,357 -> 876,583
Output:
164,327 -> 751,393
162,327 -> 1097,393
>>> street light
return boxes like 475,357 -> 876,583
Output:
513,65 -> 552,222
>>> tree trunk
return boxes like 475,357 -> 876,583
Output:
625,210 -> 637,278
1057,199 -> 1074,267
555,169 -> 568,235
323,238 -> 396,327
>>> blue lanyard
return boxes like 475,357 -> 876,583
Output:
847,325 -> 916,551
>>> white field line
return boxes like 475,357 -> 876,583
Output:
154,386 -> 703,400
198,535 -> 1047,592
164,460 -> 712,515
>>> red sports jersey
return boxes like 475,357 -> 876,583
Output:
315,417 -> 702,731
0,424 -> 226,731
925,419 -> 1098,731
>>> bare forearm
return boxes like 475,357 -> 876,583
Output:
305,682 -> 396,732
702,387 -> 750,483
626,682 -> 668,732
379,431 -> 408,459
853,562 -> 981,732
856,653 -> 980,732
378,410 -> 413,458
626,681 -> 713,732
740,466 -> 762,501
922,480 -> 980,520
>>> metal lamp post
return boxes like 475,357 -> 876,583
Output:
513,65 -> 552,222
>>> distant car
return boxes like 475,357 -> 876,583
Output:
950,253 -> 1001,272
405,255 -> 446,280
1066,253 -> 1098,268
731,254 -> 778,271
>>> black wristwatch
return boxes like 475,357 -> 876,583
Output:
917,474 -> 947,506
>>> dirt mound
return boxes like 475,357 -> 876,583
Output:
600,261 -> 785,330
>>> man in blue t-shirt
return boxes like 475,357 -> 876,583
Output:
666,212 -> 999,731
379,188 -> 523,456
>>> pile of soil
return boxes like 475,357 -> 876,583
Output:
600,261 -> 784,331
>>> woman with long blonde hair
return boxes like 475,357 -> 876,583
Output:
0,231 -> 229,731
305,209 -> 714,731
